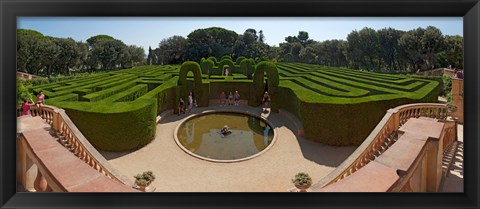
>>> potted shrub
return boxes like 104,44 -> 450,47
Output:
291,172 -> 312,192
134,171 -> 155,191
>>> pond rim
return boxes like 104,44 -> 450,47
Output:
173,109 -> 278,163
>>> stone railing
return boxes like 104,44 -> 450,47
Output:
17,105 -> 133,190
451,78 -> 464,124
312,103 -> 451,190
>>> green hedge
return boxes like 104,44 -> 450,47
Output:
240,58 -> 255,79
235,56 -> 246,65
200,58 -> 214,75
178,61 -> 203,103
276,83 -> 438,146
252,61 -> 279,107
100,84 -> 148,103
81,80 -> 138,102
207,56 -> 217,65
220,55 -> 233,61
217,59 -> 236,74
53,99 -> 157,151
140,77 -> 178,114
45,93 -> 78,103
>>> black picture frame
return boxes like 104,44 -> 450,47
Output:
1,0 -> 479,208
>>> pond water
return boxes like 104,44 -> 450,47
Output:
176,112 -> 274,161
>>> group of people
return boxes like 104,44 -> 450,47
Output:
21,90 -> 45,116
177,91 -> 196,116
219,91 -> 241,106
176,90 -> 272,115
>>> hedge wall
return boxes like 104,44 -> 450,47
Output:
240,58 -> 255,79
52,99 -> 157,151
275,78 -> 439,146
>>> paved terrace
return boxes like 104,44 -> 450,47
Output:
99,105 -> 357,192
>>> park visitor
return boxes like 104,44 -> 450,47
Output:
178,98 -> 185,115
188,91 -> 194,114
21,98 -> 35,116
36,90 -> 45,112
220,91 -> 226,106
262,91 -> 270,112
228,92 -> 234,105
234,91 -> 240,106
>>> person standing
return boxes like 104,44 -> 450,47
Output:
228,92 -> 234,105
21,98 -> 35,116
262,91 -> 270,112
188,91 -> 194,114
234,91 -> 240,106
220,91 -> 226,106
178,98 -> 185,115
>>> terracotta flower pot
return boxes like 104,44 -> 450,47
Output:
295,183 -> 311,192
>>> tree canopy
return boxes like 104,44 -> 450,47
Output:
17,25 -> 463,77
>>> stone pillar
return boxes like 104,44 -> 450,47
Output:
17,138 -> 37,192
425,138 -> 443,192
52,109 -> 60,132
33,168 -> 48,192
388,109 -> 400,130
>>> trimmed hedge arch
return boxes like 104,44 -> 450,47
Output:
178,61 -> 203,102
200,58 -> 214,75
220,55 -> 233,61
252,61 -> 279,108
240,58 -> 255,79
217,59 -> 236,74
207,56 -> 217,65
235,56 -> 246,65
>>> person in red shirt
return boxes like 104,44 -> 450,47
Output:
21,98 -> 34,116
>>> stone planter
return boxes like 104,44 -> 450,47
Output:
135,183 -> 156,192
295,183 -> 311,192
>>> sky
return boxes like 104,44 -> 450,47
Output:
18,17 -> 462,53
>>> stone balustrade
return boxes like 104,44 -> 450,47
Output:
311,103 -> 456,192
451,78 -> 464,124
17,105 -> 135,192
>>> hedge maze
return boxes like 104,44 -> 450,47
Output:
30,58 -> 438,151
276,63 -> 438,104
275,63 -> 438,145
